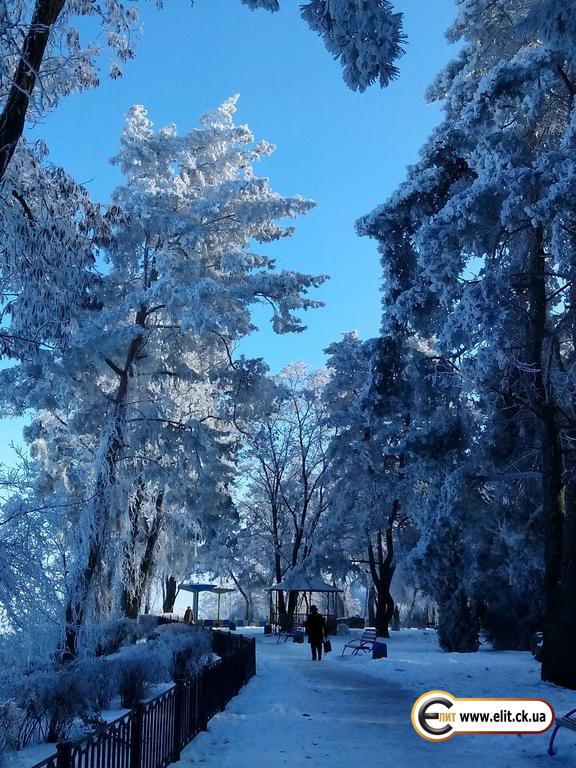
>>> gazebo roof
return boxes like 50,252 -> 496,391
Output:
179,582 -> 216,593
268,576 -> 342,593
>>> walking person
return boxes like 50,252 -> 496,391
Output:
305,604 -> 327,661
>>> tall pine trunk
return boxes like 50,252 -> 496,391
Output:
526,226 -> 576,688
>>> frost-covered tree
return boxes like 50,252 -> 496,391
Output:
322,333 -> 404,638
235,364 -> 333,630
0,0 -> 142,182
0,461 -> 64,633
360,0 -> 576,684
1,98 -> 326,656
0,141 -> 109,357
323,329 -> 470,640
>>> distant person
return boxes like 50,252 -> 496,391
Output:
184,606 -> 194,624
305,605 -> 327,661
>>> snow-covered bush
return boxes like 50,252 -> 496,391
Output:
79,658 -> 117,710
92,619 -> 143,657
0,624 -> 212,747
336,623 -> 351,636
2,655 -> 118,747
137,615 -> 160,635
0,700 -> 24,765
111,626 -> 212,704
158,628 -> 212,682
0,625 -> 61,679
113,642 -> 167,707
154,622 -> 202,638
15,664 -> 96,744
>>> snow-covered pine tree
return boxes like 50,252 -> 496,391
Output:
323,332 -> 403,639
360,0 -> 576,685
323,324 -> 472,643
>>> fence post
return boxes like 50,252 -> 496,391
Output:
199,669 -> 209,731
250,637 -> 256,681
56,742 -> 72,768
172,682 -> 183,762
219,659 -> 227,712
130,703 -> 144,768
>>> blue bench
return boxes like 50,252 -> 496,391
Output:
277,626 -> 304,644
342,628 -> 377,656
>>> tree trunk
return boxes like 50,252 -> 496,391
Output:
540,410 -> 576,687
62,314 -> 146,658
0,0 -> 66,182
63,390 -> 129,657
367,586 -> 376,627
288,589 -> 298,628
121,481 -> 146,619
229,570 -> 252,622
520,226 -> 576,687
366,504 -> 397,637
373,574 -> 395,638
122,490 -> 164,619
163,575 -> 178,613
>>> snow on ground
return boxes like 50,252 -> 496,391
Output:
180,628 -> 576,768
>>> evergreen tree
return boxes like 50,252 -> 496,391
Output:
360,0 -> 576,685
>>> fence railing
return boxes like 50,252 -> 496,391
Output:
30,632 -> 256,768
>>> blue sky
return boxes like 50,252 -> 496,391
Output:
2,0 -> 456,461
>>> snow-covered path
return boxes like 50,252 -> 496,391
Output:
180,633 -> 415,767
180,630 -> 575,768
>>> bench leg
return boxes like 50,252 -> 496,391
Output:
548,723 -> 560,756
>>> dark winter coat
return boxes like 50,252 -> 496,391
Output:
305,612 -> 326,645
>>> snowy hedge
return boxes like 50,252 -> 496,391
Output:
0,624 -> 212,751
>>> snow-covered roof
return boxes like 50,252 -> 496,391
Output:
268,576 -> 342,593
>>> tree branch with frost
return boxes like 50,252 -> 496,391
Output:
0,0 -> 407,183
0,0 -> 66,181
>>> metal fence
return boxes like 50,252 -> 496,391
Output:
30,633 -> 256,768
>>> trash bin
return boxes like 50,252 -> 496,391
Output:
372,637 -> 388,659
